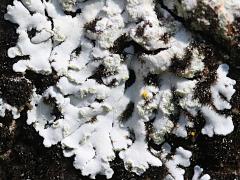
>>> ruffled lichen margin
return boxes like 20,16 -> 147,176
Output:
0,0 -> 239,179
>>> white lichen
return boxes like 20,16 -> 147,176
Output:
0,98 -> 20,119
161,143 -> 192,180
211,64 -> 236,110
163,0 -> 240,45
2,0 -> 237,179
192,165 -> 211,180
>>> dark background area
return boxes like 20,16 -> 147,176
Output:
0,0 -> 239,179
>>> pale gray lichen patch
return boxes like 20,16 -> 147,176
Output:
192,165 -> 210,180
163,0 -> 240,55
1,0 -> 237,179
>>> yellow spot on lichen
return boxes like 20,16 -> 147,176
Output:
141,89 -> 150,100
190,131 -> 196,137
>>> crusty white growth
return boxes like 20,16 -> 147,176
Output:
59,0 -> 77,11
181,48 -> 205,78
173,112 -> 193,138
192,165 -> 210,180
5,0 -> 52,74
201,106 -> 234,137
182,0 -> 197,10
164,0 -> 240,23
161,143 -> 192,180
199,64 -> 235,137
3,0 -> 237,179
211,64 -> 236,110
163,0 -> 240,46
0,98 -> 20,119
142,27 -> 193,74
201,0 -> 240,26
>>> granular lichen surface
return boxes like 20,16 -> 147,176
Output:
0,0 -> 239,180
